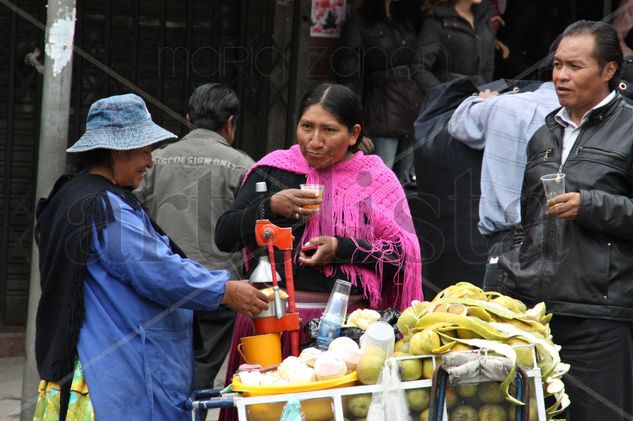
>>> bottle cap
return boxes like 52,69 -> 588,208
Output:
255,182 -> 268,193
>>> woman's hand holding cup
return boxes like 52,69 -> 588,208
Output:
270,188 -> 322,220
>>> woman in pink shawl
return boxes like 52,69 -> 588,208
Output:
215,84 -> 421,418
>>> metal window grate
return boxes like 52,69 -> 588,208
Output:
0,0 -> 301,329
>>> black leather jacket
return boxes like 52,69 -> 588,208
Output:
500,94 -> 633,321
414,3 -> 495,90
334,12 -> 424,138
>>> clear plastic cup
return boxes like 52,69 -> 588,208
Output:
322,279 -> 351,323
540,173 -> 566,207
316,279 -> 352,350
359,320 -> 395,358
300,184 -> 324,209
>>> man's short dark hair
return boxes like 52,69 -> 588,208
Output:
557,20 -> 623,90
187,83 -> 240,132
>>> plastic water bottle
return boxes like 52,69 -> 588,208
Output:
316,279 -> 351,351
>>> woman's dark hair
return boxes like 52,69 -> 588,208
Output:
69,148 -> 113,174
557,20 -> 623,90
187,83 -> 240,132
297,83 -> 364,152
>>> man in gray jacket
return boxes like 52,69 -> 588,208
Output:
136,83 -> 254,389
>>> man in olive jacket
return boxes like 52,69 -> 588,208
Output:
500,21 -> 633,420
136,83 -> 254,390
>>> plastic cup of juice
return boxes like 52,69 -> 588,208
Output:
540,173 -> 565,208
300,184 -> 324,210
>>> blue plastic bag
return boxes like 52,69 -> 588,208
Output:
280,399 -> 306,421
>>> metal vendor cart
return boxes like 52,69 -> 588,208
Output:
186,351 -> 549,421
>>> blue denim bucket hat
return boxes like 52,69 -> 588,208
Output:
67,93 -> 177,152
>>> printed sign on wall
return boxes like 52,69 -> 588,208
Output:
310,0 -> 347,38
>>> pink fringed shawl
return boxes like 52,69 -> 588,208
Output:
246,145 -> 422,310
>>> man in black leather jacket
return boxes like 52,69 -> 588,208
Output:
500,21 -> 633,420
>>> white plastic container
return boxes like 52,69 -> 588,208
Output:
359,320 -> 395,358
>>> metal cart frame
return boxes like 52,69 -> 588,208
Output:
187,353 -> 548,421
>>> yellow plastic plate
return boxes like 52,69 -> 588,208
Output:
232,371 -> 357,397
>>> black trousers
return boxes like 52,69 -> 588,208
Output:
549,316 -> 633,421
193,306 -> 236,389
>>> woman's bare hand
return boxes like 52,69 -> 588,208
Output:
221,281 -> 269,318
299,236 -> 338,266
495,39 -> 511,60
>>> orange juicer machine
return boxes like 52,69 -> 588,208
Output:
252,219 -> 301,356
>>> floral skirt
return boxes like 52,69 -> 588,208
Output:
33,359 -> 95,421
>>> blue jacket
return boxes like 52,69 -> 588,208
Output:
76,192 -> 228,420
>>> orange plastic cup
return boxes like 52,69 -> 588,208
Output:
237,333 -> 282,366
300,184 -> 324,209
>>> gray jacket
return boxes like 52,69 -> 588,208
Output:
136,128 -> 254,278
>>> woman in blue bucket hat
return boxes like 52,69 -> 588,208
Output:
32,93 -> 268,421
